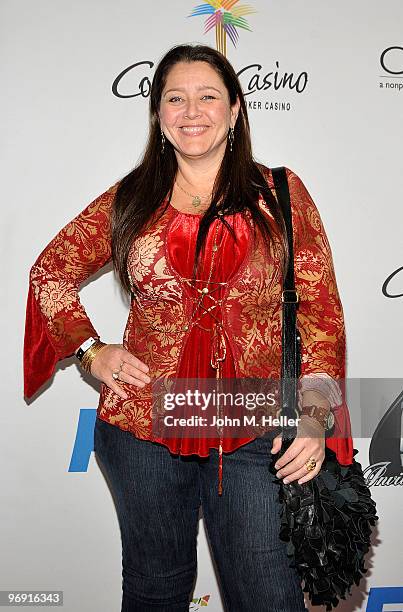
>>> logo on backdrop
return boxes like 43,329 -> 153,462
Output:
361,267 -> 403,486
366,586 -> 403,611
111,0 -> 309,111
188,0 -> 256,56
365,389 -> 403,487
379,45 -> 403,91
382,265 -> 403,298
190,595 -> 211,610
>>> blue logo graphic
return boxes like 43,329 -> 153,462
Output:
68,409 -> 97,472
366,587 -> 403,611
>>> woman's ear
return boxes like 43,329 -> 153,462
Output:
231,96 -> 241,126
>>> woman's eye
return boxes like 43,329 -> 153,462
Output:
168,95 -> 216,103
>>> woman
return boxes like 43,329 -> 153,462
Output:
24,44 -> 353,612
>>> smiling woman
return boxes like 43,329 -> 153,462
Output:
158,60 -> 240,214
24,42 -> 355,612
160,62 -> 237,148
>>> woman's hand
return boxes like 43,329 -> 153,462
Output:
270,415 -> 326,485
89,343 -> 151,400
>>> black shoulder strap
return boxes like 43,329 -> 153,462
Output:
271,166 -> 301,424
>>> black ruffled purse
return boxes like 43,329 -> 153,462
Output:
268,166 -> 379,611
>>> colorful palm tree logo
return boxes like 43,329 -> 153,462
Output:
190,594 -> 210,609
188,0 -> 256,56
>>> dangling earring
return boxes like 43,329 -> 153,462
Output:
160,129 -> 165,154
228,126 -> 235,152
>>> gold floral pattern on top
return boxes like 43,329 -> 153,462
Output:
25,165 -> 352,462
29,181 -> 119,357
224,203 -> 284,380
35,279 -> 77,319
128,232 -> 164,284
286,168 -> 347,379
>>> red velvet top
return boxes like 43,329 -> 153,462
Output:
24,165 -> 354,495
153,202 -> 257,456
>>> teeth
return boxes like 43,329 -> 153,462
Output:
181,126 -> 207,133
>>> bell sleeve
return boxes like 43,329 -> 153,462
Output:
23,181 -> 120,399
286,167 -> 354,464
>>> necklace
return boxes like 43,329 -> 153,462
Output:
175,179 -> 213,208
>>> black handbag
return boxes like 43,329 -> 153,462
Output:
269,166 -> 379,611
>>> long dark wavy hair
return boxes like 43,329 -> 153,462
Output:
111,43 -> 288,295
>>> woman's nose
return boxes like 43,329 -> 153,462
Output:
184,99 -> 202,119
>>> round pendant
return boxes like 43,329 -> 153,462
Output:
192,195 -> 202,207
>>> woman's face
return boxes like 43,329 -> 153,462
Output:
158,60 -> 240,162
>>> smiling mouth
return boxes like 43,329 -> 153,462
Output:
179,126 -> 209,135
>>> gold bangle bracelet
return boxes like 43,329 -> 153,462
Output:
81,341 -> 107,372
80,341 -> 107,373
81,342 -> 106,373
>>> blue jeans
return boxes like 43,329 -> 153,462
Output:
94,417 -> 307,612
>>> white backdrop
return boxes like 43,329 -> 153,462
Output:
2,1 -> 403,610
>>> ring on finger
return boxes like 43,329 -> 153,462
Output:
112,362 -> 124,381
305,456 -> 317,472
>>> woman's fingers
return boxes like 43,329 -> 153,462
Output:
270,433 -> 283,454
107,376 -> 129,400
293,457 -> 322,485
276,445 -> 324,483
272,415 -> 326,483
275,438 -> 325,484
117,362 -> 151,386
273,435 -> 305,466
121,349 -> 150,375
